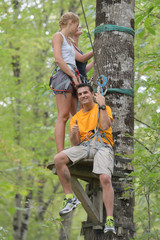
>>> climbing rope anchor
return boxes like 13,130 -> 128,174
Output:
96,75 -> 108,96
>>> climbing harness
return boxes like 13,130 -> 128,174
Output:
79,105 -> 113,159
49,64 -> 80,93
75,69 -> 80,78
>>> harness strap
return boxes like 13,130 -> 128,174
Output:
49,63 -> 80,93
79,107 -> 113,157
97,128 -> 112,146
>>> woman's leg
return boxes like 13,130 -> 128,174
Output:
70,94 -> 78,117
55,93 -> 72,152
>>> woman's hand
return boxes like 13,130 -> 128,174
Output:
72,75 -> 81,88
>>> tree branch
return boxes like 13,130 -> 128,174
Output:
134,117 -> 157,130
130,135 -> 153,154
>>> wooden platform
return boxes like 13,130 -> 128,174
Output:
46,156 -> 133,226
47,156 -> 133,181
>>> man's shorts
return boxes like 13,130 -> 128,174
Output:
62,140 -> 114,178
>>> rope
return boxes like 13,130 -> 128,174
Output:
79,0 -> 101,77
79,0 -> 94,50
95,74 -> 133,97
94,88 -> 134,97
106,88 -> 134,97
94,24 -> 135,36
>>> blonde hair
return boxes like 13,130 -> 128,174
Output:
59,12 -> 79,29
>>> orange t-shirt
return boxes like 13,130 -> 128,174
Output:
70,103 -> 113,146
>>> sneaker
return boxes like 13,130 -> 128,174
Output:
104,218 -> 116,234
59,197 -> 81,216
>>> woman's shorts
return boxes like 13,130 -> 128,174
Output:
49,69 -> 75,95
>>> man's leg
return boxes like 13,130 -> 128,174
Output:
99,174 -> 116,234
54,152 -> 72,194
99,174 -> 114,217
54,151 -> 80,215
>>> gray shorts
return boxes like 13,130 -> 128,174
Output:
62,141 -> 114,178
49,69 -> 74,95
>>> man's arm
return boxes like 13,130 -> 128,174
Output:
94,92 -> 112,130
70,120 -> 81,146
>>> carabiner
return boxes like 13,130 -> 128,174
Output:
96,75 -> 108,96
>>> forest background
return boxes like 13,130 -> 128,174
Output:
0,0 -> 159,239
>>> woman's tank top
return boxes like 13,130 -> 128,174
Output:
59,32 -> 76,69
74,46 -> 87,77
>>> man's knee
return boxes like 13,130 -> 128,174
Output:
54,152 -> 68,168
100,174 -> 112,186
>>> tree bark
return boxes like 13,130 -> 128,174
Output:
59,212 -> 74,240
13,193 -> 22,240
82,0 -> 135,239
21,190 -> 33,240
11,1 -> 33,239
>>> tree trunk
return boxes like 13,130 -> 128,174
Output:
59,212 -> 74,240
13,193 -> 22,240
11,2 -> 33,239
20,190 -> 33,240
82,0 -> 135,239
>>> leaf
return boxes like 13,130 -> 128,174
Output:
135,27 -> 145,36
147,6 -> 154,14
135,15 -> 145,26
146,26 -> 156,35
144,17 -> 151,28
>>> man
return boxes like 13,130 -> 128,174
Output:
54,83 -> 116,234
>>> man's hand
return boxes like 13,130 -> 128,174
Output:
70,120 -> 81,146
72,120 -> 79,135
94,91 -> 105,106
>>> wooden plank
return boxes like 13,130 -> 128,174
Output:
70,165 -> 98,181
46,162 -> 132,180
92,181 -> 103,229
71,176 -> 100,223
46,159 -> 93,171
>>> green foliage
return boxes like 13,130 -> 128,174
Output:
131,0 -> 160,238
0,0 -> 159,239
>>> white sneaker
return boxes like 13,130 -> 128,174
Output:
59,197 -> 81,216
104,219 -> 116,234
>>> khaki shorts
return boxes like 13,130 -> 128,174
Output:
62,140 -> 114,178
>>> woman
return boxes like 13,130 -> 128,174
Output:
51,12 -> 80,152
72,25 -> 94,82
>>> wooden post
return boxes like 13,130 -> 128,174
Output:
81,0 -> 136,239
